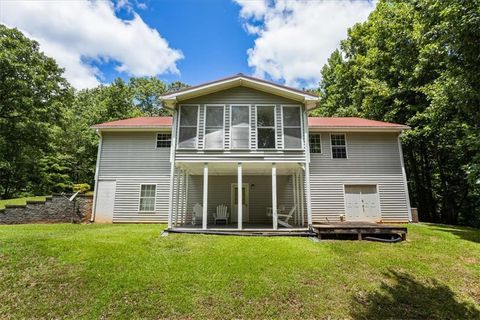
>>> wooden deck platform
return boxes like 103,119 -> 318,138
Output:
167,227 -> 315,237
312,222 -> 407,240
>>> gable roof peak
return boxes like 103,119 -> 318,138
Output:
161,73 -> 319,110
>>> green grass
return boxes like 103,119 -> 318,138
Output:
0,196 -> 47,209
0,223 -> 478,319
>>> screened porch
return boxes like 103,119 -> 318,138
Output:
168,162 -> 309,230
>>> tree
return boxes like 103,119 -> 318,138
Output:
129,76 -> 170,116
0,25 -> 72,198
314,0 -> 480,227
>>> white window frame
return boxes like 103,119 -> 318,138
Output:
203,104 -> 226,150
229,104 -> 251,150
309,132 -> 322,154
330,133 -> 348,159
255,104 -> 277,150
155,132 -> 172,148
177,104 -> 200,149
138,184 -> 157,212
281,104 -> 303,150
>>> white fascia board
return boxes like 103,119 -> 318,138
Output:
161,76 -> 319,109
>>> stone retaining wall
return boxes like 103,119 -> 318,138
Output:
0,194 -> 93,224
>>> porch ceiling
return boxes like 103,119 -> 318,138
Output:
176,162 -> 303,175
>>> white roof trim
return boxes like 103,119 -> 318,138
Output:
161,75 -> 319,110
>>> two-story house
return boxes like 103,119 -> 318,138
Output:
91,74 -> 411,231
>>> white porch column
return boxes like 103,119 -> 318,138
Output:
202,163 -> 208,230
272,163 -> 278,230
183,172 -> 189,226
179,170 -> 186,226
174,169 -> 181,226
292,171 -> 297,226
300,169 -> 305,226
237,162 -> 243,230
167,166 -> 175,229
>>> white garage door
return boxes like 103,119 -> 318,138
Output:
344,185 -> 380,222
94,180 -> 116,223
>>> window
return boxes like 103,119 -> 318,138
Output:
309,134 -> 322,153
231,105 -> 250,149
331,134 -> 347,158
156,133 -> 171,148
283,106 -> 302,148
204,105 -> 224,149
178,106 -> 198,148
256,106 -> 276,149
139,184 -> 156,211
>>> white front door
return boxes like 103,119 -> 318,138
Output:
344,185 -> 380,222
231,183 -> 249,223
95,180 -> 116,223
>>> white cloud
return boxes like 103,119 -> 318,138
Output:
0,0 -> 182,89
234,0 -> 375,88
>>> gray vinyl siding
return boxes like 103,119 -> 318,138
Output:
177,86 -> 306,162
309,132 -> 410,222
98,132 -> 171,223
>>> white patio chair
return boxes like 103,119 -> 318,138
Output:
192,203 -> 202,226
277,206 -> 296,228
213,204 -> 229,225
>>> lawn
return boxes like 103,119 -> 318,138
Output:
0,224 -> 478,319
0,196 -> 47,209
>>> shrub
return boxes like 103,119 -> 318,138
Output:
73,183 -> 91,194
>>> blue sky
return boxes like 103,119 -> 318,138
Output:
113,0 -> 253,85
0,0 -> 376,89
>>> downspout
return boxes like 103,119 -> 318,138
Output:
398,132 -> 413,222
167,109 -> 178,229
303,105 -> 313,228
90,130 -> 103,222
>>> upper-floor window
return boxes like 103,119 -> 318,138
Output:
309,134 -> 322,153
256,106 -> 276,149
231,105 -> 250,149
178,105 -> 198,148
331,134 -> 347,158
204,105 -> 224,149
283,106 -> 302,149
156,133 -> 171,148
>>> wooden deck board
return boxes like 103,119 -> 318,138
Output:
312,222 -> 407,240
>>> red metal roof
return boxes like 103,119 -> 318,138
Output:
92,116 -> 407,130
308,117 -> 407,128
91,117 -> 173,128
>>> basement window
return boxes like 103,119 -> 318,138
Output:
139,184 -> 156,212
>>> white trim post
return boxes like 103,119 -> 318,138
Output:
237,163 -> 243,230
272,163 -> 278,230
91,131 -> 103,222
304,164 -> 313,227
202,163 -> 209,230
398,135 -> 412,221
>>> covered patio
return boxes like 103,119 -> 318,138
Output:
167,162 -> 312,231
